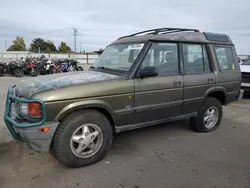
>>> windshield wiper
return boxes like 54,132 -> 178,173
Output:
95,66 -> 113,71
90,66 -> 125,74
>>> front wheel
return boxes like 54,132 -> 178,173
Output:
52,109 -> 113,168
49,67 -> 57,74
30,68 -> 38,77
13,68 -> 24,77
0,65 -> 4,76
77,66 -> 84,71
190,97 -> 222,132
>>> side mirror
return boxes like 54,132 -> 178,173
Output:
138,66 -> 158,78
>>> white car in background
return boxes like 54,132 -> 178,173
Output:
240,58 -> 250,94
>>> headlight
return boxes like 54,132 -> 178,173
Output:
20,102 -> 42,117
20,103 -> 28,114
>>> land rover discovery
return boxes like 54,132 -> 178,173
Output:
4,28 -> 243,168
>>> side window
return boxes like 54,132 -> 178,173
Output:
140,42 -> 179,76
214,47 -> 236,71
182,44 -> 211,74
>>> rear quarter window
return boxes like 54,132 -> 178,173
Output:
214,47 -> 236,71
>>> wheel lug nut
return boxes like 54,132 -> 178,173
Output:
89,143 -> 92,146
79,138 -> 83,142
91,135 -> 94,139
82,144 -> 85,148
85,132 -> 89,136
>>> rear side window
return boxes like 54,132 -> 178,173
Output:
182,43 -> 211,74
214,47 -> 236,71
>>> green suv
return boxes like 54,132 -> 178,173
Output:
4,28 -> 243,168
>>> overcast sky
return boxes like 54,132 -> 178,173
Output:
0,0 -> 249,54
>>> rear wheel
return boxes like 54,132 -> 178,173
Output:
52,109 -> 113,168
13,68 -> 24,77
190,97 -> 222,132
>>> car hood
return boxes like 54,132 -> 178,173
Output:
240,65 -> 250,73
15,71 -> 122,98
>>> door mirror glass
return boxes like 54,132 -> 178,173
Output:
138,66 -> 158,78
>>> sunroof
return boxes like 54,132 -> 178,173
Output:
204,32 -> 229,42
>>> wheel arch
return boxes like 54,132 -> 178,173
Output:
55,100 -> 116,130
205,87 -> 227,105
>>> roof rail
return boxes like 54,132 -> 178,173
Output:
118,27 -> 200,40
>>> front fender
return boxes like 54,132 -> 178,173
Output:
204,86 -> 216,97
55,100 -> 116,121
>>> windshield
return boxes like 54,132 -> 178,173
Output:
91,43 -> 145,73
243,58 -> 250,65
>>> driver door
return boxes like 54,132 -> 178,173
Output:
134,42 -> 184,124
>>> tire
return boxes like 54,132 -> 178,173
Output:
13,68 -> 24,77
30,69 -> 38,77
40,68 -> 47,75
190,97 -> 222,132
77,66 -> 84,71
0,67 -> 4,76
0,65 -> 4,76
52,109 -> 113,168
49,67 -> 56,74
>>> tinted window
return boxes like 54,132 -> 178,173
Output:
140,43 -> 179,76
215,47 -> 236,71
182,44 -> 210,74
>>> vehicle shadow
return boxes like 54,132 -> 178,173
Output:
0,119 -> 191,165
0,119 -> 192,181
0,119 -> 193,186
110,119 -> 191,156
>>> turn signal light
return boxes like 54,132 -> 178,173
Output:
38,127 -> 50,132
28,103 -> 42,117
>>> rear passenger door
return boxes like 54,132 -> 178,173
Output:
182,43 -> 216,114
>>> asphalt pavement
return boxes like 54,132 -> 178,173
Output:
0,74 -> 250,188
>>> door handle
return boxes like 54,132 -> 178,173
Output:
208,78 -> 214,83
174,81 -> 181,86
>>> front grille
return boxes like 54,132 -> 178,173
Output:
242,72 -> 250,83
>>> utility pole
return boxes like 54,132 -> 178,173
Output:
73,28 -> 78,53
80,43 -> 83,53
5,41 -> 7,51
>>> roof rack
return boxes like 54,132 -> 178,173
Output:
118,27 -> 200,40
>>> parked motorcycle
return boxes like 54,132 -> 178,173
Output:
53,60 -> 63,73
0,61 -> 24,77
70,59 -> 84,71
35,59 -> 48,75
35,59 -> 58,75
19,59 -> 38,77
59,59 -> 71,72
46,59 -> 58,74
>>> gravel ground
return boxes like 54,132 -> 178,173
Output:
0,73 -> 250,188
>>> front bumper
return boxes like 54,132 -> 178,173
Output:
14,122 -> 59,152
4,86 -> 59,152
241,83 -> 250,94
